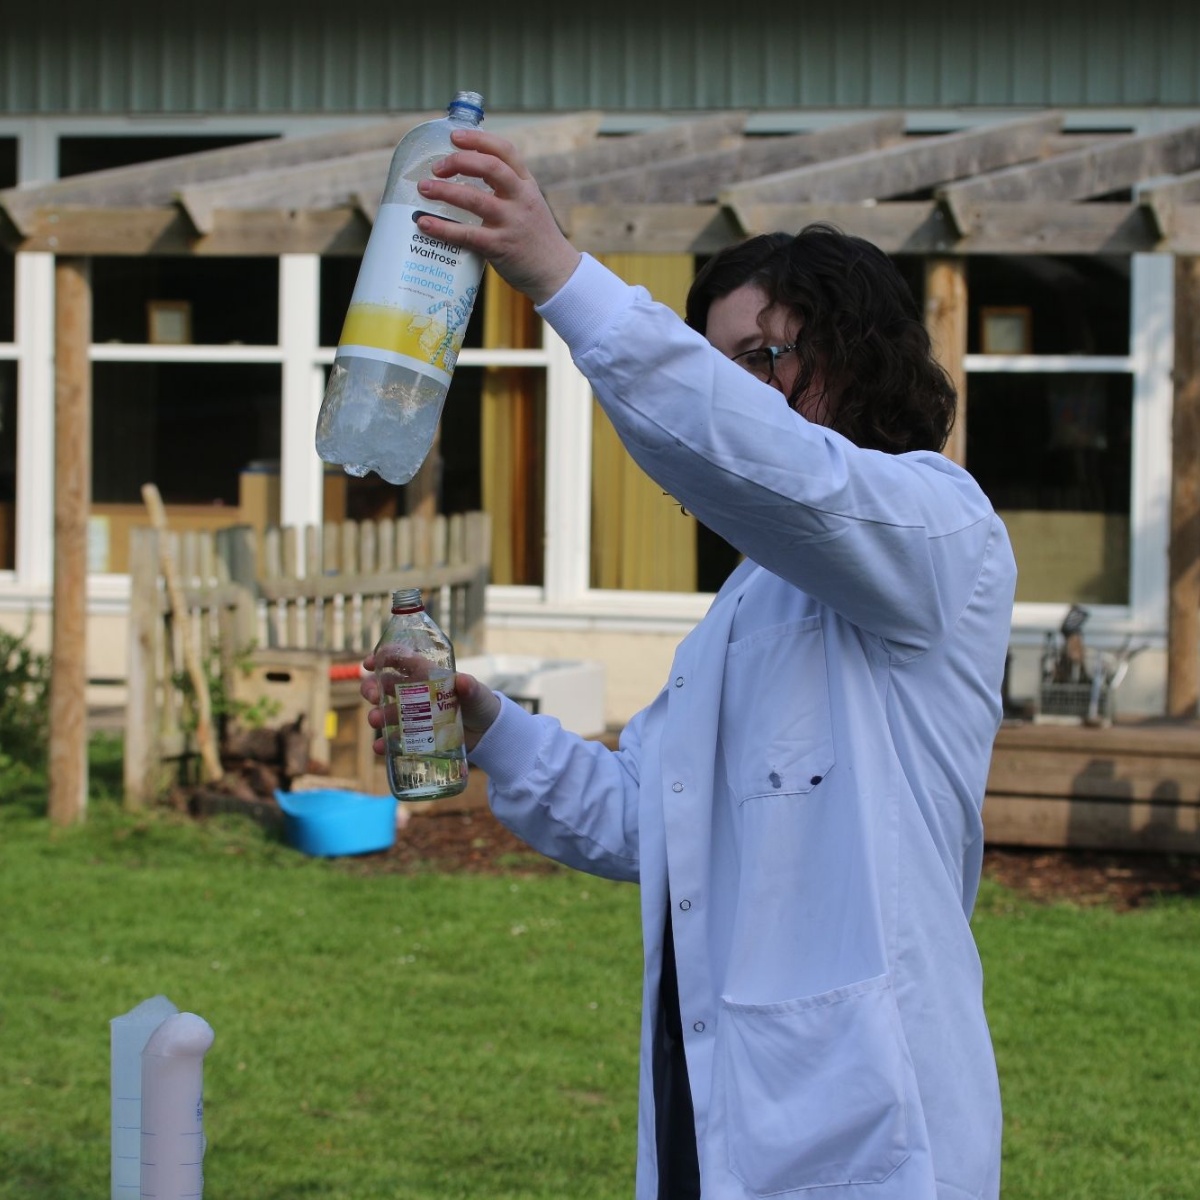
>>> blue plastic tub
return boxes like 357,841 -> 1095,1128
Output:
275,789 -> 397,857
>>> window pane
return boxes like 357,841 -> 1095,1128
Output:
89,363 -> 281,573
320,258 -> 359,348
0,362 -> 14,569
967,372 -> 1132,604
968,256 -> 1130,356
92,258 -> 278,346
92,363 -> 281,506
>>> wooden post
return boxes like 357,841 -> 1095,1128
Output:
47,257 -> 91,826
924,257 -> 968,466
1167,256 -> 1200,717
142,483 -> 224,783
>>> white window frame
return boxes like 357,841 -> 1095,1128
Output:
966,252 -> 1174,661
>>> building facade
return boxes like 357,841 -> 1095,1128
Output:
2,3 -> 1198,722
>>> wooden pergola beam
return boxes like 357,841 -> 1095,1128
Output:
13,199 -> 1200,257
1135,168 -> 1200,238
528,112 -> 749,190
350,112 -> 607,223
939,121 -> 1200,233
731,200 -> 1187,254
0,114 -> 442,233
723,111 -> 1064,207
5,206 -> 373,256
565,204 -> 747,255
175,112 -> 607,233
178,148 -> 396,235
544,114 -> 906,207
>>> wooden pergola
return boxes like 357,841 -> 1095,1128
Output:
4,108 -> 1200,824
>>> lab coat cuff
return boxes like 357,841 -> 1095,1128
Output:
535,253 -> 639,356
468,692 -> 550,787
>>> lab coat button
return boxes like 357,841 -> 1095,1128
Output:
672,782 -> 683,792
674,676 -> 684,687
693,1021 -> 705,1033
679,898 -> 691,911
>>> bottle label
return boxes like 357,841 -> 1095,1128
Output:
397,676 -> 463,755
336,203 -> 483,386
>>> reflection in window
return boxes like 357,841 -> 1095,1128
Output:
92,363 -> 281,506
967,256 -> 1130,356
87,364 -> 281,573
967,373 -> 1132,605
92,258 -> 278,346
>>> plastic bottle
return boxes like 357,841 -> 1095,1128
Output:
374,587 -> 468,801
316,91 -> 488,484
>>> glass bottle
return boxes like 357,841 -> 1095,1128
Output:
316,90 -> 488,485
374,587 -> 468,801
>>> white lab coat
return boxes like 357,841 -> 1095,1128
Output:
469,255 -> 1017,1200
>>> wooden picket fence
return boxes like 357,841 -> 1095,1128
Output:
123,510 -> 491,806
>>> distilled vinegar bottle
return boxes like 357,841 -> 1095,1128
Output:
374,587 -> 468,801
316,90 -> 487,485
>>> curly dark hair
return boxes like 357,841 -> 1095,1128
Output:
685,225 -> 957,454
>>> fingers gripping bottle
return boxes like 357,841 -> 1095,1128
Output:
375,588 -> 468,801
316,91 -> 488,485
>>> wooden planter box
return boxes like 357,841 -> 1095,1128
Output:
985,720 -> 1200,854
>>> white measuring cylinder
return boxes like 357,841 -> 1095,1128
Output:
140,1012 -> 215,1200
111,995 -> 178,1200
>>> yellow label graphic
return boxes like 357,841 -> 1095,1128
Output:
340,303 -> 458,371
336,203 -> 482,381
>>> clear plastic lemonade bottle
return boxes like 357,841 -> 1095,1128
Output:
316,90 -> 488,484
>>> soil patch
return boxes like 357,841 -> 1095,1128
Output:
185,777 -> 1200,909
338,802 -> 1200,909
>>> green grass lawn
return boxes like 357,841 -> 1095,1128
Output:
2,742 -> 1199,1198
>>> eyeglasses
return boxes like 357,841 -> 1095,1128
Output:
731,342 -> 798,385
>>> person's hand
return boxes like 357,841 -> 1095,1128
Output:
414,130 -> 582,305
360,654 -> 503,756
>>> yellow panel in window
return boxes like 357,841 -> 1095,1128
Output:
1001,509 -> 1130,605
592,255 -> 698,593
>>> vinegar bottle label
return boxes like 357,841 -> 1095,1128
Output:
397,676 -> 464,754
336,202 -> 483,384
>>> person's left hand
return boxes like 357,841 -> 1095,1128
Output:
360,655 -> 503,756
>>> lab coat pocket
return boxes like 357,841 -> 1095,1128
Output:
723,617 -> 835,801
719,975 -> 909,1195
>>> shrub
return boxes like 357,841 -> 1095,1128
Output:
0,623 -> 51,771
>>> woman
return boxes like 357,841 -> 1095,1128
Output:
365,131 -> 1016,1200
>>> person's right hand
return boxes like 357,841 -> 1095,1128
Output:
360,655 -> 503,757
412,130 -> 583,305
